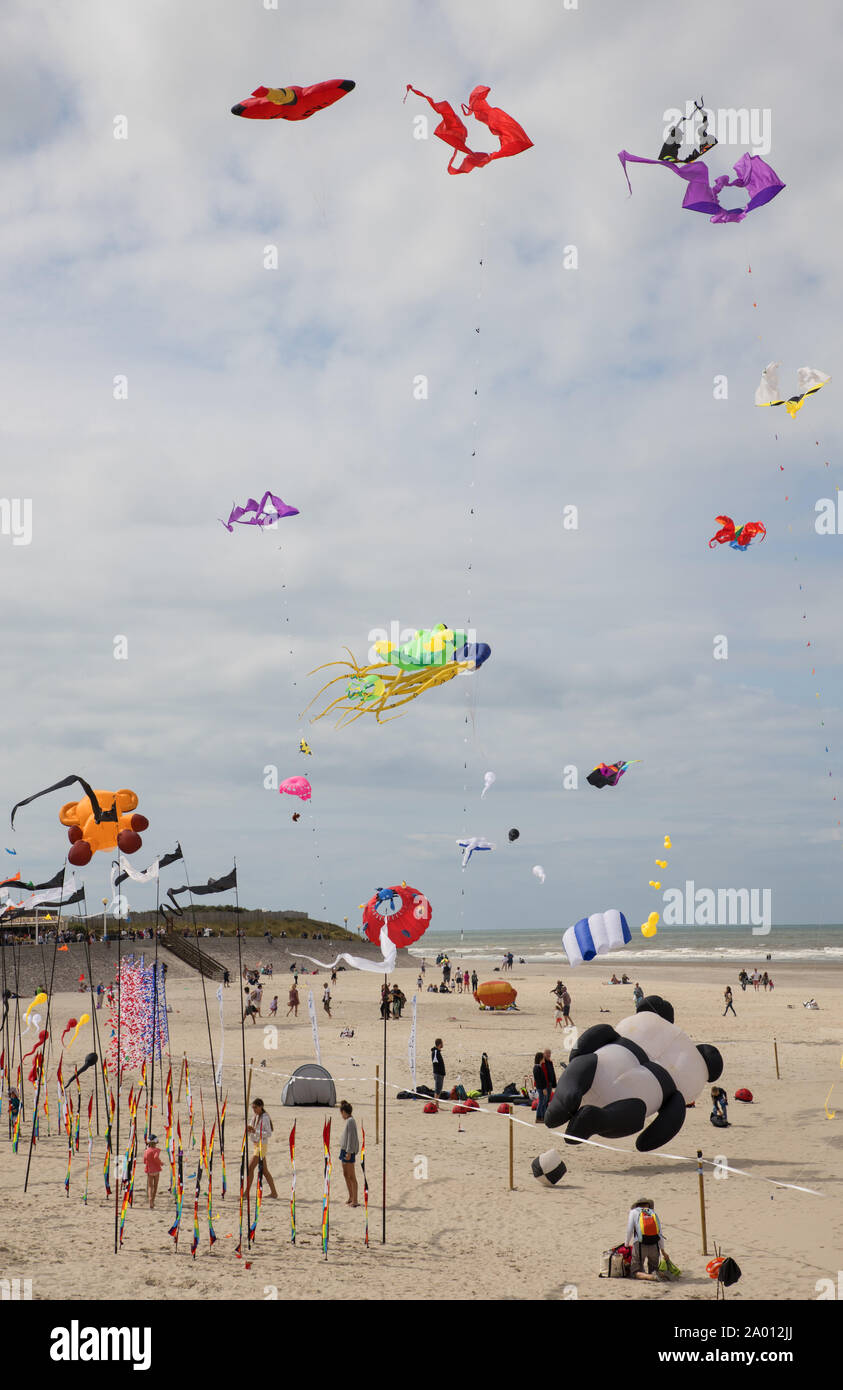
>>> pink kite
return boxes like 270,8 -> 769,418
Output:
279,777 -> 311,803
406,84 -> 532,175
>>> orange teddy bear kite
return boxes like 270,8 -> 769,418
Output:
11,774 -> 148,867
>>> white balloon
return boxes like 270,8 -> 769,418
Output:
532,865 -> 546,883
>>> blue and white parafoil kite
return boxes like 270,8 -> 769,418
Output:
563,909 -> 630,966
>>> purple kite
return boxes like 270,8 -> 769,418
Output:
220,492 -> 299,532
618,150 -> 785,223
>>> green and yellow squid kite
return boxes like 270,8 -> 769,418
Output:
302,624 -> 491,726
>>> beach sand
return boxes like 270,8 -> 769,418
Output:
2,951 -> 841,1302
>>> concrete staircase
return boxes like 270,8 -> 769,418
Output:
160,932 -> 226,982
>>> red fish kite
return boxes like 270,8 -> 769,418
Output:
406,84 -> 532,174
231,80 -> 355,121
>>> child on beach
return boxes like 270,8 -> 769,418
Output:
269,996 -> 278,1017
144,1134 -> 163,1209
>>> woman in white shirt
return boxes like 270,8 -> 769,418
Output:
246,1099 -> 279,1199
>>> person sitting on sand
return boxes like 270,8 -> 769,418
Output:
338,1100 -> 360,1207
626,1198 -> 671,1280
246,1099 -> 278,1199
610,973 -> 620,985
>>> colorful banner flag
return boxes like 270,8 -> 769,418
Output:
408,994 -> 417,1087
361,1126 -> 369,1247
307,990 -> 321,1065
289,1121 -> 297,1244
321,1119 -> 332,1257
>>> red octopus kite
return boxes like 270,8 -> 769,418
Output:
406,84 -> 532,174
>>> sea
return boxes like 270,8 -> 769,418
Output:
408,924 -> 843,967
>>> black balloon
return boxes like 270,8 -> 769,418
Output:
508,828 -> 520,842
68,1051 -> 99,1084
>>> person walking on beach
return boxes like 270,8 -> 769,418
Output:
762,971 -> 769,991
269,995 -> 278,1017
554,997 -> 566,1028
380,983 -> 391,1020
246,1099 -> 278,1199
560,985 -> 573,1027
338,1100 -> 360,1207
322,984 -> 332,1018
432,1039 -> 446,1099
723,985 -> 736,1017
287,984 -> 300,1018
223,969 -> 231,988
96,982 -> 104,1010
633,982 -> 644,1010
471,969 -> 478,993
144,1133 -> 163,1209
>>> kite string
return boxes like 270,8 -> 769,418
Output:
745,247 -> 838,840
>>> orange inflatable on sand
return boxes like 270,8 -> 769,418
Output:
473,980 -> 517,1010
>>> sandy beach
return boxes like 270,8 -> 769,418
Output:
3,948 -> 841,1302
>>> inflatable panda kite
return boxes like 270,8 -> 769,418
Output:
544,996 -> 723,1152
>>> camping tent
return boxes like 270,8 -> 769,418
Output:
282,1063 -> 336,1106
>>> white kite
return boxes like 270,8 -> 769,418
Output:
458,837 -> 495,868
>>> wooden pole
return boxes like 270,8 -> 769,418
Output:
773,1037 -> 780,1080
177,1053 -> 186,1103
696,1149 -> 708,1255
375,1065 -> 379,1145
508,1106 -> 514,1190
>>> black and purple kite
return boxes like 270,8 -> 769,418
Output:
220,492 -> 299,532
618,150 -> 785,223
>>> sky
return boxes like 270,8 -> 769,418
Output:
2,0 -> 842,937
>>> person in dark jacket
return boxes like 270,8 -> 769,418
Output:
432,1039 -> 446,1098
532,1052 -> 548,1123
479,1052 -> 493,1095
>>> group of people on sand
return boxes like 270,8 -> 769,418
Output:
738,969 -> 774,992
379,982 -> 406,1019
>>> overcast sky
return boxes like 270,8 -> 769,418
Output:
2,0 -> 841,933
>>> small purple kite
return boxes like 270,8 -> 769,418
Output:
220,491 -> 299,532
617,150 -> 785,223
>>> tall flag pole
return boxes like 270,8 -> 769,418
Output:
289,1121 -> 297,1244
